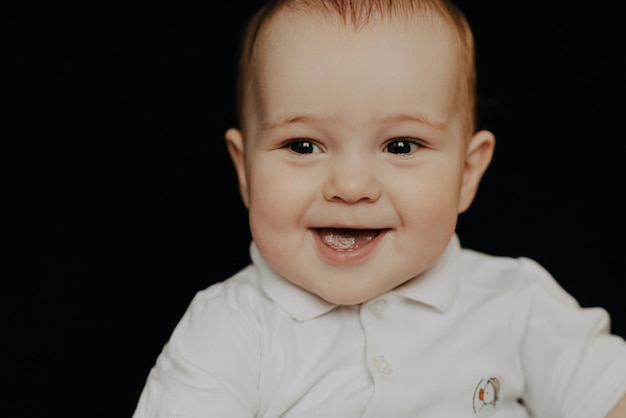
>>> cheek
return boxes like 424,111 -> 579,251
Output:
391,180 -> 460,272
247,162 -> 317,230
403,190 -> 458,228
391,165 -> 463,229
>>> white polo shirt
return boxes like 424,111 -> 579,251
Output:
133,234 -> 626,418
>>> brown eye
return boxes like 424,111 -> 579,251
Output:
385,139 -> 419,154
287,140 -> 320,154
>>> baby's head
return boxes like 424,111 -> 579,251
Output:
226,0 -> 495,305
235,0 -> 479,138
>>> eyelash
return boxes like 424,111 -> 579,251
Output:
283,138 -> 424,155
384,138 -> 423,155
284,140 -> 322,154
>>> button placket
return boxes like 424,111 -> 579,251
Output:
368,299 -> 387,319
366,299 -> 393,376
373,355 -> 393,375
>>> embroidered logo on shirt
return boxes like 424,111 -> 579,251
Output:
472,377 -> 501,417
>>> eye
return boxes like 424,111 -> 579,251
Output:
384,138 -> 421,154
285,139 -> 321,154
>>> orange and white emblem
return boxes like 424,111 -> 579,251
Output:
472,377 -> 501,417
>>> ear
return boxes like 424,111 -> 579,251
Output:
458,129 -> 495,214
225,128 -> 250,208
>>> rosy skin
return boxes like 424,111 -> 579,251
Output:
226,10 -> 495,306
608,395 -> 626,418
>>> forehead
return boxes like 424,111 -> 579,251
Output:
247,9 -> 464,133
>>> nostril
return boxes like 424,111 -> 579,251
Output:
322,171 -> 382,203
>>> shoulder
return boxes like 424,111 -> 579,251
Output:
457,246 -> 619,349
194,264 -> 265,307
459,247 -> 579,306
460,246 -> 549,281
165,264 -> 280,363
188,264 -> 278,325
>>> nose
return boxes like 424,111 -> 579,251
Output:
322,155 -> 382,203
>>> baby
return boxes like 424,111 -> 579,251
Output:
133,0 -> 626,416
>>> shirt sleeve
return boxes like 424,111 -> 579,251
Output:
132,283 -> 262,418
517,257 -> 626,418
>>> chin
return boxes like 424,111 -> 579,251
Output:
317,287 -> 380,306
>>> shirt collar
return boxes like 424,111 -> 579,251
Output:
388,233 -> 462,312
250,243 -> 337,322
250,234 -> 462,321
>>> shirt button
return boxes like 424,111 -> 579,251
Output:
368,299 -> 387,319
374,355 -> 393,374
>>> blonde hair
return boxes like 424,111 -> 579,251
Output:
234,0 -> 477,135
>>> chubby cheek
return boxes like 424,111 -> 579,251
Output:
246,161 -> 316,243
246,165 -> 321,285
394,174 -> 461,250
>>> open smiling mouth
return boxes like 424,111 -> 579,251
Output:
316,228 -> 384,251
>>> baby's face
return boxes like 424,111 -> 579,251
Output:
227,11 -> 493,305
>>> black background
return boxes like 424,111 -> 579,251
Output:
6,2 -> 625,416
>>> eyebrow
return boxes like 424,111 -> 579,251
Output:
261,114 -> 333,131
261,112 -> 448,132
381,112 -> 448,131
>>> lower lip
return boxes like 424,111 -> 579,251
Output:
311,229 -> 388,264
